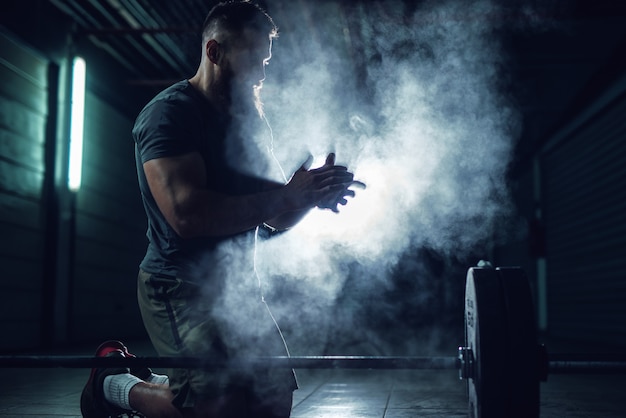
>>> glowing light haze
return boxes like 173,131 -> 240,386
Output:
216,0 -> 534,354
253,0 -> 520,268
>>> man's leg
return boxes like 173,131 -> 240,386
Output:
137,271 -> 239,415
131,386 -> 292,418
80,340 -> 182,418
136,271 -> 296,417
128,382 -> 182,418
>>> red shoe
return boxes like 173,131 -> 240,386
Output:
94,340 -> 152,380
80,340 -> 145,418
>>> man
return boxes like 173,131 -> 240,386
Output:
80,1 -> 359,417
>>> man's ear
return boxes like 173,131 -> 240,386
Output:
206,39 -> 221,64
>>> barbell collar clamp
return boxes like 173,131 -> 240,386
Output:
457,346 -> 474,380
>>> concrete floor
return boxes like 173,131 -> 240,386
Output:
0,343 -> 625,417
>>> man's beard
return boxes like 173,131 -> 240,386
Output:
253,81 -> 265,119
228,77 -> 265,120
219,62 -> 266,119
223,76 -> 270,179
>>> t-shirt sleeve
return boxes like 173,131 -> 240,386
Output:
132,99 -> 196,164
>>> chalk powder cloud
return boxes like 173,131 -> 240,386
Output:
210,0 -> 545,356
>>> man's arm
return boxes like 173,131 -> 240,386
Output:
263,153 -> 359,230
143,151 -> 355,238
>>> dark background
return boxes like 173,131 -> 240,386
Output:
1,0 -> 625,354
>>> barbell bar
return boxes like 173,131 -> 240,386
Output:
0,352 -> 624,373
0,355 -> 458,370
1,266 -> 625,418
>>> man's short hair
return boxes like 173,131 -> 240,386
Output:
201,1 -> 278,43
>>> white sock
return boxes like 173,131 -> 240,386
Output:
146,372 -> 169,385
103,373 -> 143,410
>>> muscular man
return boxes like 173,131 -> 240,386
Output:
81,2 -> 359,417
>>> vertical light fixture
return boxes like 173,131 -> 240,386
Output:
68,56 -> 86,192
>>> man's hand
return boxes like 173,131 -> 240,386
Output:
284,153 -> 364,213
315,153 -> 366,212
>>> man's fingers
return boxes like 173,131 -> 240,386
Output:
317,177 -> 355,190
310,164 -> 348,175
325,153 -> 336,166
309,167 -> 365,191
351,180 -> 366,189
288,153 -> 364,212
299,154 -> 337,174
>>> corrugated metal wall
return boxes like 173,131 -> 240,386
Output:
542,91 -> 626,346
0,32 -> 49,349
0,28 -> 149,350
70,91 -> 147,341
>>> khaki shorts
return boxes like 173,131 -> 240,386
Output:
137,269 -> 297,410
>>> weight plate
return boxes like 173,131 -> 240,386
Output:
465,267 -> 508,418
497,267 -> 540,418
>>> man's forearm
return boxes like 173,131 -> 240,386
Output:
264,208 -> 311,231
174,186 -> 303,238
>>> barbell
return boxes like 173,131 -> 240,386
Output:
1,266 -> 625,418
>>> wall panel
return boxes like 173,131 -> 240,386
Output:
542,92 -> 626,346
69,91 -> 147,342
0,32 -> 48,351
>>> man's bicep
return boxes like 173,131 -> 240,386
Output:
142,153 -> 206,222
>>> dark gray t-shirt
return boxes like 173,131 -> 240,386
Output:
132,80 -> 272,281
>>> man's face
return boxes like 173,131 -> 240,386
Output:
221,30 -> 273,111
